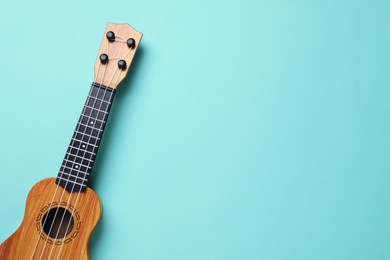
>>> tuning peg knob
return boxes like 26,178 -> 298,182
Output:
118,60 -> 127,70
100,53 -> 109,64
106,31 -> 115,42
127,38 -> 136,49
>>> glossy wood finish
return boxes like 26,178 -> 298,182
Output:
0,178 -> 101,259
94,22 -> 143,89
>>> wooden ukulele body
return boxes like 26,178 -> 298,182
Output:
0,178 -> 101,259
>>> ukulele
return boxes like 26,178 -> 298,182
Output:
0,22 -> 142,259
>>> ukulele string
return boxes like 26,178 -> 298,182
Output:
54,74 -> 112,260
49,83 -> 106,260
29,178 -> 62,258
31,31 -> 130,259
104,40 -> 126,92
106,46 -> 133,86
55,36 -> 131,260
55,78 -> 112,260
29,83 -> 97,260
40,40 -> 108,258
39,61 -> 107,260
46,39 -> 112,260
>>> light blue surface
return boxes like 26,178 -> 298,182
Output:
0,0 -> 389,259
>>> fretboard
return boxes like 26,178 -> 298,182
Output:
56,83 -> 115,192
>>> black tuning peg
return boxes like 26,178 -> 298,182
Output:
100,53 -> 109,64
106,31 -> 115,42
127,38 -> 136,49
118,60 -> 127,70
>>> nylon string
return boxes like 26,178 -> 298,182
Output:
54,36 -> 131,260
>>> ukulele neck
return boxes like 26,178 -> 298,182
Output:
56,83 -> 116,192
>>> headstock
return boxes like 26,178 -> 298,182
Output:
94,23 -> 143,89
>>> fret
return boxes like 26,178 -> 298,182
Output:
76,124 -> 102,137
63,158 -> 92,169
79,116 -> 104,129
71,138 -> 98,148
86,98 -> 109,112
73,132 -> 99,145
74,130 -> 101,141
57,83 -> 115,192
57,176 -> 86,187
77,122 -> 104,132
90,85 -> 112,100
83,106 -> 107,121
60,164 -> 90,176
67,148 -> 95,161
62,163 -> 90,175
84,104 -> 109,114
66,152 -> 95,163
87,95 -> 112,105
67,149 -> 94,161
88,88 -> 113,101
80,113 -> 105,124
68,144 -> 96,155
59,171 -> 89,182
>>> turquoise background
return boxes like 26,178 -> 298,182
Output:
0,0 -> 389,259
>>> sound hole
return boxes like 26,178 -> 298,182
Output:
42,207 -> 74,239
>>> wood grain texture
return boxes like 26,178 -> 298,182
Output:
94,22 -> 143,89
0,178 -> 101,259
